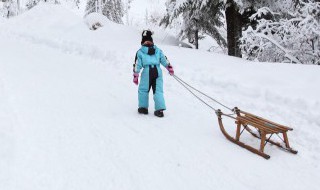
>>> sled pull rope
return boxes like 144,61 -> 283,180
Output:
172,75 -> 233,112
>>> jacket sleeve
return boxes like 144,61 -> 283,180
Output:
133,51 -> 143,73
159,49 -> 170,67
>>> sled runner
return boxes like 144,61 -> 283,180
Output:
216,107 -> 298,159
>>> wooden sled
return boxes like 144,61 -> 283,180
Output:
215,107 -> 298,159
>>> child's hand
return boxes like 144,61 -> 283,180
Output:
133,73 -> 139,85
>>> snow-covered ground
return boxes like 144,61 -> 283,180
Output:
0,4 -> 320,190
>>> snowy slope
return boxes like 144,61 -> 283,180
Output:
1,4 -> 320,190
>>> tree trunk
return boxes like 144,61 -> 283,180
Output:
225,0 -> 242,58
17,0 -> 20,14
195,30 -> 199,49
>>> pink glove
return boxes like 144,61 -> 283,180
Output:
133,73 -> 139,85
166,65 -> 174,75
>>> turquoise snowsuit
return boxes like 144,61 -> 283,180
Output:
134,45 -> 169,111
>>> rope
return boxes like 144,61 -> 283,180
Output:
173,75 -> 217,111
172,74 -> 234,112
264,134 -> 273,146
276,133 -> 286,144
240,126 -> 246,136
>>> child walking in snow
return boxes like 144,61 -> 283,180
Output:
133,30 -> 174,117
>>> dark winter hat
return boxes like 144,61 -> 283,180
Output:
141,30 -> 153,44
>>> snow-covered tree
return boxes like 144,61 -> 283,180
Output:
86,0 -> 124,24
224,0 -> 300,57
102,0 -> 124,24
161,0 -> 226,49
85,0 -> 100,15
2,0 -> 17,18
64,0 -> 80,9
144,8 -> 163,27
74,0 -> 80,8
26,0 -> 61,10
240,1 -> 320,64
123,0 -> 133,25
26,0 -> 40,10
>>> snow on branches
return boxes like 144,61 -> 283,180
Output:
241,1 -> 320,65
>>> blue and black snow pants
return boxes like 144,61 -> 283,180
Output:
138,65 -> 166,111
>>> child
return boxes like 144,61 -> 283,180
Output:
133,30 -> 174,117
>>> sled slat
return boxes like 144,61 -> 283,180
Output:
240,110 -> 293,131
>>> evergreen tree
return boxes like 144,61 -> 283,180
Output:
102,0 -> 124,24
26,0 -> 40,10
3,0 -> 17,18
123,0 -> 133,25
161,0 -> 226,50
86,0 -> 124,24
85,0 -> 99,15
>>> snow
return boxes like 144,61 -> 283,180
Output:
0,16 -> 5,24
1,3 -> 320,190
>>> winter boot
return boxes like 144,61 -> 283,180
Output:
138,107 -> 148,114
154,110 -> 164,118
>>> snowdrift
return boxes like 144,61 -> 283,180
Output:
1,4 -> 320,190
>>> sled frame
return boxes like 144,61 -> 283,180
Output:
215,107 -> 298,159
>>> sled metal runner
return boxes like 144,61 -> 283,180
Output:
215,107 -> 298,159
